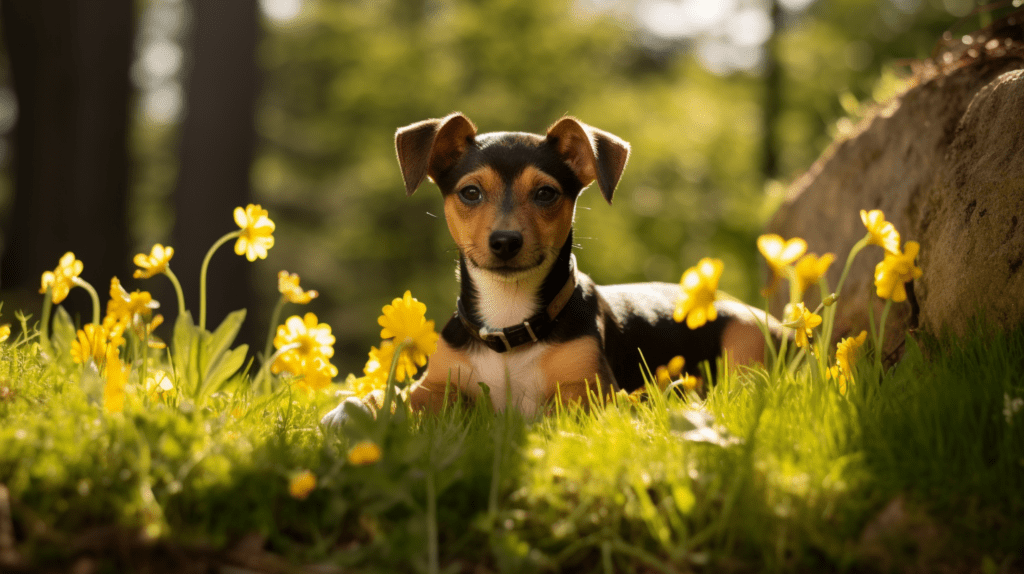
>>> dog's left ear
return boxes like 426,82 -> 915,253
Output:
395,113 -> 478,196
545,117 -> 630,204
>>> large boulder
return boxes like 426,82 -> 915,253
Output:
766,16 -> 1024,356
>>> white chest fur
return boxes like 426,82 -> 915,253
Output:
460,343 -> 551,416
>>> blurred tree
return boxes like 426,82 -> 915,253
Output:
172,0 -> 258,341
0,0 -> 133,318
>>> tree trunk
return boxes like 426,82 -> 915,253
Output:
172,1 -> 259,339
0,0 -> 133,319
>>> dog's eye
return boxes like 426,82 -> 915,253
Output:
458,185 -> 482,204
534,186 -> 560,206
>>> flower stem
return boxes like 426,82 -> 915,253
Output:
163,267 -> 188,324
263,296 -> 287,365
874,299 -> 893,373
378,341 -> 410,434
254,341 -> 300,394
199,231 -> 241,331
72,277 -> 101,326
40,287 -> 53,354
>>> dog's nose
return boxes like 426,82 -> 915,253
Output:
489,231 -> 523,261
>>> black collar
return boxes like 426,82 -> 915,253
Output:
455,254 -> 579,353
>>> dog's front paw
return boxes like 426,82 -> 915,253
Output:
320,396 -> 372,427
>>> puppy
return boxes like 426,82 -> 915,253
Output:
329,113 -> 779,421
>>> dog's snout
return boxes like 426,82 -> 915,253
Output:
489,231 -> 523,261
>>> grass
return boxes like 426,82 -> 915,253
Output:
1,321 -> 1023,573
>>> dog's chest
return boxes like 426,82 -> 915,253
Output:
461,344 -> 550,416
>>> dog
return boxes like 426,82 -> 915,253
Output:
325,113 -> 780,422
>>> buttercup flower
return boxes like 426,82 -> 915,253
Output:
828,365 -> 849,396
144,371 -> 176,402
348,440 -> 382,466
655,355 -> 686,388
234,204 -> 276,262
0,324 -> 9,343
278,271 -> 319,304
106,277 -> 160,331
874,241 -> 923,302
673,258 -> 723,329
860,210 -> 901,255
378,291 -> 438,370
289,470 -> 317,500
294,355 -> 338,393
757,234 -> 807,296
345,372 -> 387,399
366,340 -> 419,383
784,302 -> 822,349
133,244 -> 174,279
272,313 -> 337,386
793,253 -> 836,296
39,252 -> 84,304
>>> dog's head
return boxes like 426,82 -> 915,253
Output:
395,113 -> 629,279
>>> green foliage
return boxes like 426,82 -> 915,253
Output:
2,323 -> 1022,571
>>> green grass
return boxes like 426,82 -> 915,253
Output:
1,323 -> 1022,573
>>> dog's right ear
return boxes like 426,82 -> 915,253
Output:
395,113 -> 477,195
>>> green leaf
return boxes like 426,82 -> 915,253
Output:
172,311 -> 201,396
50,306 -> 77,357
201,344 -> 249,396
203,309 -> 246,376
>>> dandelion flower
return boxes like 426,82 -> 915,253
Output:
793,253 -> 835,296
233,204 -> 276,262
133,244 -> 174,279
874,241 -> 923,302
784,302 -> 822,349
71,323 -> 123,366
378,290 -> 438,369
289,470 -> 317,500
836,330 -> 868,375
39,252 -> 84,304
103,346 -> 128,414
278,271 -> 318,304
348,440 -> 382,466
860,209 -> 901,255
673,258 -> 723,329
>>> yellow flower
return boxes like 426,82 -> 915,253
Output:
828,365 -> 849,396
0,324 -> 9,343
144,371 -> 176,402
278,271 -> 318,304
680,374 -> 701,392
378,291 -> 439,370
70,323 -> 124,365
784,302 -> 822,349
836,330 -> 868,375
39,252 -> 84,304
106,277 -> 160,327
793,253 -> 836,296
103,346 -> 128,414
366,340 -> 419,383
874,241 -> 923,302
860,209 -> 901,255
655,355 -> 686,389
289,470 -> 317,500
673,258 -> 723,329
348,440 -> 382,466
272,313 -> 337,386
233,204 -> 276,262
345,371 -> 387,399
757,234 -> 807,296
133,244 -> 174,279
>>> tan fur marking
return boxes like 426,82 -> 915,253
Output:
410,337 -> 474,413
539,337 -> 608,407
510,166 -> 574,263
444,166 -> 503,261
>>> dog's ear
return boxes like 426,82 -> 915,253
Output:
545,117 -> 629,204
395,113 -> 477,195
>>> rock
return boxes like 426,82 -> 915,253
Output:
766,17 -> 1024,356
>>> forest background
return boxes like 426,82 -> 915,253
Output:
0,0 -> 995,372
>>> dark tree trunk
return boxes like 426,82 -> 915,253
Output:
172,1 -> 259,338
0,0 -> 133,316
